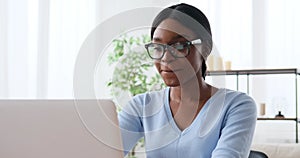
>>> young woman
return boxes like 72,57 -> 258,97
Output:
118,3 -> 257,158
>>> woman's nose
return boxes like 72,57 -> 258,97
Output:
161,48 -> 175,62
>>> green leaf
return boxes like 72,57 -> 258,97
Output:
107,81 -> 112,86
107,33 -> 164,98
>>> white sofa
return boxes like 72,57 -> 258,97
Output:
251,143 -> 300,158
132,144 -> 300,158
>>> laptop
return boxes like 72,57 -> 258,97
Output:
0,100 -> 124,158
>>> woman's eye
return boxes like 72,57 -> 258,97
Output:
173,44 -> 185,50
153,46 -> 163,52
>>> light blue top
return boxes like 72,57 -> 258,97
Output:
118,88 -> 257,158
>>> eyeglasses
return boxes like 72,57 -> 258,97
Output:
144,39 -> 202,60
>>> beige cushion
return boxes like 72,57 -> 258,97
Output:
251,143 -> 300,158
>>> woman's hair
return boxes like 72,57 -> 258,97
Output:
150,3 -> 212,79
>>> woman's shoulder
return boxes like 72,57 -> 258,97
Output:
216,88 -> 254,101
219,88 -> 257,112
132,88 -> 168,103
123,88 -> 168,116
210,88 -> 256,111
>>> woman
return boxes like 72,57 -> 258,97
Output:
118,3 -> 256,158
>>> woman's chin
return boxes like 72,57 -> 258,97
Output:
163,79 -> 180,87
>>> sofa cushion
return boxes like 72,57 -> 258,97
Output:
251,143 -> 300,158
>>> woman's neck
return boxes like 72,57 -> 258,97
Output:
170,77 -> 212,104
168,76 -> 217,130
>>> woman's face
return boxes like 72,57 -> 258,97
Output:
152,18 -> 204,87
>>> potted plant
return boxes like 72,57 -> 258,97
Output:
107,34 -> 165,158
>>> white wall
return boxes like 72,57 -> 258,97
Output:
0,0 -> 179,99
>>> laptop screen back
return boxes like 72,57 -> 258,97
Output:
0,100 -> 124,158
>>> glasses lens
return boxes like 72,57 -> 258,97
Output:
146,43 -> 164,59
169,43 -> 189,57
145,42 -> 190,59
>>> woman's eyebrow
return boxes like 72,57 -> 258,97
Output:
171,34 -> 189,42
152,34 -> 190,43
152,37 -> 162,42
173,34 -> 188,40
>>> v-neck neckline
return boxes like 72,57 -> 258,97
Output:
164,87 -> 223,134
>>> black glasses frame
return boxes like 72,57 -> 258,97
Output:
144,39 -> 202,60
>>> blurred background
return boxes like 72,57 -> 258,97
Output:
1,0 -> 300,144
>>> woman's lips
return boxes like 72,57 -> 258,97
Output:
160,64 -> 182,75
162,70 -> 173,72
161,69 -> 181,75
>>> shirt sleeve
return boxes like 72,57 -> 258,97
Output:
118,97 -> 144,156
212,93 -> 257,158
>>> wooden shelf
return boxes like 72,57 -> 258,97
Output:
207,68 -> 300,76
257,117 -> 297,121
206,68 -> 299,143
